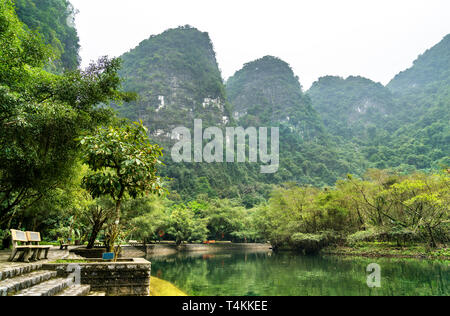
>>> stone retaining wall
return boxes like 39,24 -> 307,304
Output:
71,243 -> 272,258
43,258 -> 151,296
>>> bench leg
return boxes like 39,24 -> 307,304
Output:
43,248 -> 49,259
30,249 -> 41,261
17,250 -> 25,262
22,249 -> 32,263
8,249 -> 19,262
30,249 -> 36,261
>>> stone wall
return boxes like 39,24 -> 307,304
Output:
71,243 -> 272,259
70,247 -> 105,258
182,243 -> 272,253
43,258 -> 151,296
144,243 -> 272,256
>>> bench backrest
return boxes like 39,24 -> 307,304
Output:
11,229 -> 28,243
26,231 -> 42,244
10,229 -> 42,247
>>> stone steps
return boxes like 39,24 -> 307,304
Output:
14,277 -> 74,296
0,261 -> 100,296
88,291 -> 106,296
0,263 -> 43,282
0,270 -> 57,296
56,285 -> 91,296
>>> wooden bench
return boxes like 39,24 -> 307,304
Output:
9,230 -> 51,262
59,240 -> 70,250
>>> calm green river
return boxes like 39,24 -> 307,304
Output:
149,251 -> 449,296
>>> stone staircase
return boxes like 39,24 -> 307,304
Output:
0,264 -> 105,296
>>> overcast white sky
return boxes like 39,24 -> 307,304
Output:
70,0 -> 450,89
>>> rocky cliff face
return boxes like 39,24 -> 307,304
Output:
308,76 -> 397,139
117,26 -> 230,137
226,56 -> 364,186
226,56 -> 325,140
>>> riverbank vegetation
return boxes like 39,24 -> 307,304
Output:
253,170 -> 449,254
322,242 -> 450,260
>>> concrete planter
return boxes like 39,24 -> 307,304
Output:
69,247 -> 107,258
43,258 -> 151,296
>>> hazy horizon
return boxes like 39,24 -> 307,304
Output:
70,0 -> 450,89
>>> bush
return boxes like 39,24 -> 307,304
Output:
347,228 -> 425,246
290,231 -> 343,254
347,229 -> 380,245
0,229 -> 10,250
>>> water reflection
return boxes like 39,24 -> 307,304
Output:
148,251 -> 449,296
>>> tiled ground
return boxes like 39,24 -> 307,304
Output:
0,247 -> 71,272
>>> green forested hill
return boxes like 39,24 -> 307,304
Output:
307,76 -> 398,140
115,27 -> 273,204
117,26 -> 230,133
388,34 -> 450,95
308,34 -> 450,172
14,0 -> 80,71
115,30 -> 365,202
226,56 -> 322,136
115,26 -> 448,202
387,34 -> 450,170
0,2 -> 447,250
226,56 -> 366,186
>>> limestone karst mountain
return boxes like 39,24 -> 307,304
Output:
115,26 -> 449,199
116,26 -> 231,138
308,75 -> 397,141
307,34 -> 450,171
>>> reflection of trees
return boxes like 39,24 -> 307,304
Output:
150,252 -> 449,296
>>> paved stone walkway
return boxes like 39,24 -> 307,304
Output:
0,247 -> 78,273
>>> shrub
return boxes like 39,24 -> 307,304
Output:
0,229 -> 10,250
290,231 -> 343,254
347,229 -> 380,245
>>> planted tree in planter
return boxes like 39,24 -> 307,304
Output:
80,121 -> 164,256
84,203 -> 113,249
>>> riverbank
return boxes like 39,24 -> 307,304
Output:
321,242 -> 450,261
150,277 -> 187,296
114,243 -> 272,258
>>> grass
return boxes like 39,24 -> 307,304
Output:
51,259 -> 92,264
39,242 -> 61,246
150,277 -> 188,296
322,242 -> 450,260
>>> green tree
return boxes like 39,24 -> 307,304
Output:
167,205 -> 208,246
0,1 -> 130,233
80,121 -> 164,253
15,0 -> 81,71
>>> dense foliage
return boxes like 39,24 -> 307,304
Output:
76,169 -> 449,252
80,121 -> 165,252
308,76 -> 398,140
0,1 -> 130,247
116,25 -> 230,131
14,0 -> 80,71
253,170 -> 449,252
308,35 -> 450,173
226,56 -> 367,187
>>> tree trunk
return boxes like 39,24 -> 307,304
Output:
106,196 -> 123,254
427,225 -> 437,248
87,222 -> 103,249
